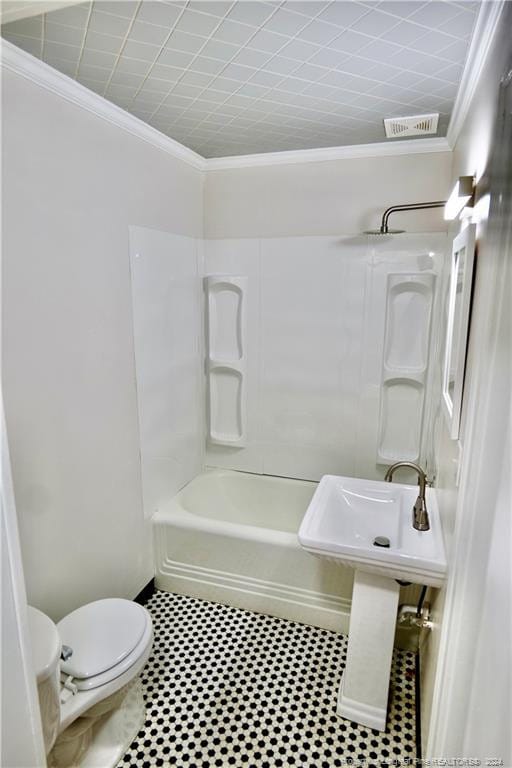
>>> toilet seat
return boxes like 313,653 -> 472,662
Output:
58,599 -> 151,691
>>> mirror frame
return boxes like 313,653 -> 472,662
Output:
442,222 -> 477,439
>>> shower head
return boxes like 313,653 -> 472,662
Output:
364,200 -> 446,236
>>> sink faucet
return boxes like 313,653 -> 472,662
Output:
384,462 -> 430,532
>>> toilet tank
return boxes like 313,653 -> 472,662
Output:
27,606 -> 62,754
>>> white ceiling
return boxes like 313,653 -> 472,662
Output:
1,0 -> 480,158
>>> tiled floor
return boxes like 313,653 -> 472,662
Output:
118,591 -> 417,767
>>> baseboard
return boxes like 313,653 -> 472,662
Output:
133,578 -> 155,606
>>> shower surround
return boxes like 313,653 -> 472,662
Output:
130,226 -> 446,625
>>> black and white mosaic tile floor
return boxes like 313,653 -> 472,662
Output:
118,591 -> 417,768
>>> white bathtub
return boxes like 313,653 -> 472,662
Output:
152,469 -> 355,632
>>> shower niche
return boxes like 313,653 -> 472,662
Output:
206,275 -> 247,447
377,272 -> 435,464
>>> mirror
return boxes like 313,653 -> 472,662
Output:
442,223 -> 477,439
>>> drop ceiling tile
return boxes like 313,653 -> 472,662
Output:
339,56 -> 380,77
89,10 -> 132,38
122,38 -> 160,60
116,55 -> 153,74
226,2 -> 276,27
262,55 -> 299,76
359,37 -> 402,62
293,61 -> 330,82
350,9 -> 401,36
435,61 -> 464,84
190,55 -> 227,74
106,82 -> 138,100
295,18 -> 341,45
249,69 -> 283,87
110,70 -> 145,88
385,21 -> 429,46
2,31 -> 40,56
316,2 -> 370,29
210,76 -> 242,92
301,81 -> 338,100
412,29 -> 458,55
409,2 -> 462,28
235,82 -> 268,98
3,15 -> 42,38
278,37 -> 322,61
282,2 -> 329,18
44,40 -> 81,62
263,8 -> 309,36
277,76 -> 309,94
45,21 -> 84,46
86,30 -> 125,54
130,19 -> 172,45
40,3 -> 89,29
199,88 -> 231,102
213,19 -> 258,45
200,38 -> 240,60
221,61 -> 257,81
77,76 -> 106,93
175,9 -> 222,37
166,29 -> 208,54
437,38 -> 471,63
189,1 -> 233,17
439,10 -> 476,40
95,2 -> 139,19
247,27 -> 288,53
136,2 -> 182,28
232,46 -> 272,67
328,29 -> 373,54
374,2 -> 424,19
45,57 -> 76,76
75,60 -> 112,84
157,47 -> 194,67
140,75 -> 172,92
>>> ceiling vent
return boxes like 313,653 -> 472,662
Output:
384,113 -> 439,138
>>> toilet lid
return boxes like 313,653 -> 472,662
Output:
57,598 -> 148,680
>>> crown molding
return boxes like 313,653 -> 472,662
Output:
446,0 -> 505,149
203,137 -> 451,171
0,40 -> 207,171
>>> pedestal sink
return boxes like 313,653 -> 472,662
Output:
298,475 -> 447,732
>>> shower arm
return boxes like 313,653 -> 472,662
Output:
380,201 -> 446,233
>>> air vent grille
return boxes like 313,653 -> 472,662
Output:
384,113 -> 439,138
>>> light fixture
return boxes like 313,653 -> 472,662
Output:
444,175 -> 475,220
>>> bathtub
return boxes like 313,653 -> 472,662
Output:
152,469 -> 355,632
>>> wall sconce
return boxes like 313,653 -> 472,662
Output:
444,175 -> 475,220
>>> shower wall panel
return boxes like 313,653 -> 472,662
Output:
130,226 -> 203,517
204,233 -> 446,482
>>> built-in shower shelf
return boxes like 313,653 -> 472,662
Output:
377,273 -> 435,465
206,275 -> 247,448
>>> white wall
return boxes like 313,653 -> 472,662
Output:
129,227 -> 203,518
204,234 -> 446,482
1,70 -> 203,621
422,6 -> 512,760
204,151 -> 451,239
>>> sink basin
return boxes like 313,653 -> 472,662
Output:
298,475 -> 446,587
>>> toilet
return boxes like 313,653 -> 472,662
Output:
28,598 -> 153,768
